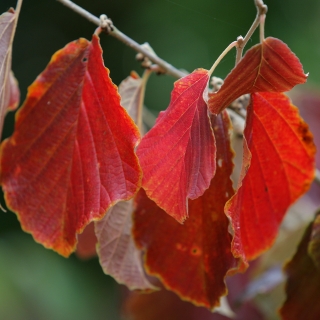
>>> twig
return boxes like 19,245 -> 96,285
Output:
235,0 -> 267,64
15,0 -> 23,17
56,0 -> 187,79
315,169 -> 320,187
209,41 -> 238,76
57,0 -> 320,189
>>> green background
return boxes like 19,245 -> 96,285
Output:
1,0 -> 320,319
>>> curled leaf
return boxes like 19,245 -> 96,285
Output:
208,37 -> 307,114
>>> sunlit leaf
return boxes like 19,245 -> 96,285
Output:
137,69 -> 215,222
134,111 -> 238,309
0,35 -> 141,256
208,37 -> 307,114
0,9 -> 20,136
280,213 -> 320,320
225,92 -> 315,267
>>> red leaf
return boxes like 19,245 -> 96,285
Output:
0,35 -> 141,256
208,37 -> 307,114
133,111 -> 238,309
122,286 -> 223,320
280,213 -> 320,320
75,222 -> 97,259
225,92 -> 315,266
137,69 -> 215,222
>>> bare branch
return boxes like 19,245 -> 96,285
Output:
236,0 -> 268,64
56,0 -> 187,79
315,169 -> 320,187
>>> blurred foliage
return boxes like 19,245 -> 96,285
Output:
1,0 -> 320,319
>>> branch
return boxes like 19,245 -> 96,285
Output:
56,0 -> 320,189
56,0 -> 187,79
315,169 -> 320,187
235,0 -> 268,64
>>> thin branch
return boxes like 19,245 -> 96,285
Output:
56,0 -> 187,79
15,0 -> 23,17
235,0 -> 268,64
259,13 -> 266,43
209,41 -> 238,76
315,169 -> 320,187
57,0 -> 320,189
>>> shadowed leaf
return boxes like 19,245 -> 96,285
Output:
118,70 -> 150,126
280,213 -> 320,320
96,200 -> 156,290
308,213 -> 320,269
208,37 -> 307,114
75,222 -> 97,259
225,92 -> 315,267
137,69 -> 215,223
133,111 -> 238,309
0,35 -> 141,256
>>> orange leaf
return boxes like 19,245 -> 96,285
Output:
208,37 -> 307,114
137,69 -> 215,222
225,92 -> 315,267
133,111 -> 238,309
0,35 -> 141,256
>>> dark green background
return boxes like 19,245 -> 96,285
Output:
1,0 -> 319,319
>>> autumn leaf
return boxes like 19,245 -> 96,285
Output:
208,37 -> 307,115
137,69 -> 215,222
94,69 -> 154,290
95,199 -> 156,290
76,70 -> 150,260
0,34 -> 141,257
133,111 -> 238,309
122,286 -> 225,320
0,8 -> 20,137
75,222 -> 97,259
225,92 -> 315,267
118,70 -> 151,128
280,213 -> 320,320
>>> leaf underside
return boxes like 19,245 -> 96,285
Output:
95,199 -> 156,290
